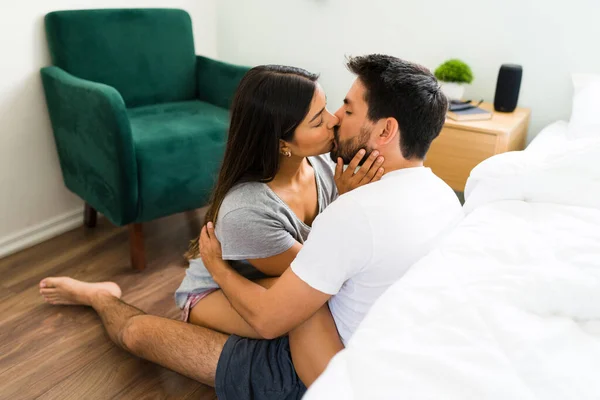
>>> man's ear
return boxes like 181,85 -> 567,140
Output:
378,118 -> 399,145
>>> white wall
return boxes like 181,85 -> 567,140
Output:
0,1 -> 217,257
216,0 -> 600,140
2,0 -> 598,257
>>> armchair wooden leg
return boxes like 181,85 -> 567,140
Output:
129,223 -> 146,271
84,203 -> 97,228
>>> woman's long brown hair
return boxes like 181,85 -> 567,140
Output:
185,65 -> 319,259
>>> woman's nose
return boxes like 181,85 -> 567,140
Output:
327,111 -> 340,129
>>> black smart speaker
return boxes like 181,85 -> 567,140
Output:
493,64 -> 522,112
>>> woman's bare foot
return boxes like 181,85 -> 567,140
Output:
39,277 -> 122,306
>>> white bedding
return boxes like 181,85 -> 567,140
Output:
305,124 -> 600,399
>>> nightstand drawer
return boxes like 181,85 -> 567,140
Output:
424,127 -> 497,191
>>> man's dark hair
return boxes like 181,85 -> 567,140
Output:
347,54 -> 448,160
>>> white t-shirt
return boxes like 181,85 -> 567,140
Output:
291,167 -> 463,345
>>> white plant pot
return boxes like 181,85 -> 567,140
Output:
440,82 -> 466,101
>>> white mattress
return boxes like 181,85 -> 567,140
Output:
305,123 -> 600,399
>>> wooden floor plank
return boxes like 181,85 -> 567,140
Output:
0,285 -> 13,302
0,209 -> 215,399
37,346 -> 203,400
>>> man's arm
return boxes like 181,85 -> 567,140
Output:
200,223 -> 331,339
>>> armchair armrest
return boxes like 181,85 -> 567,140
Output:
196,56 -> 251,110
40,66 -> 138,225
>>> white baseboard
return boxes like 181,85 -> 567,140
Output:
0,208 -> 83,259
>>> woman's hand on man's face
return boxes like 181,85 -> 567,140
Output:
199,222 -> 224,273
334,149 -> 384,195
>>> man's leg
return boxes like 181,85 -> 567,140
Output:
39,277 -> 227,386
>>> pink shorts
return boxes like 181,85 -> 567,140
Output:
180,289 -> 218,322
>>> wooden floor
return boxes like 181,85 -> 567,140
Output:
0,209 -> 217,399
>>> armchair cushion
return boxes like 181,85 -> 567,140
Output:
128,101 -> 229,221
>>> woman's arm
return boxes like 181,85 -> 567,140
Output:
247,242 -> 302,276
188,243 -> 302,337
189,277 -> 277,338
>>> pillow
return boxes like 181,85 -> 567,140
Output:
572,73 -> 600,95
568,73 -> 600,139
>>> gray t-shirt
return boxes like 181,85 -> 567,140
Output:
174,154 -> 337,309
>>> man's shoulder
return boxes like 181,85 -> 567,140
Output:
314,190 -> 365,224
327,167 -> 458,215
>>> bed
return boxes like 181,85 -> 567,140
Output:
304,86 -> 600,399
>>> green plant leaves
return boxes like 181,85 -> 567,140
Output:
434,59 -> 474,84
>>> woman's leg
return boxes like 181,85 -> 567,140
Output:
189,278 -> 343,387
188,278 -> 277,339
289,303 -> 344,388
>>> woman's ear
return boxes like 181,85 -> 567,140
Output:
279,139 -> 292,157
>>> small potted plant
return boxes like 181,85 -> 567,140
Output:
434,59 -> 474,101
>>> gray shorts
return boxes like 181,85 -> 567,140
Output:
215,335 -> 307,400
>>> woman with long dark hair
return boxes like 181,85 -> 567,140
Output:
175,64 -> 383,386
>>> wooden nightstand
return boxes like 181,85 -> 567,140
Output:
424,102 -> 531,192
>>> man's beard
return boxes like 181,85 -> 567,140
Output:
330,123 -> 374,165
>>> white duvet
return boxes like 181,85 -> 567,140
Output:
305,125 -> 600,399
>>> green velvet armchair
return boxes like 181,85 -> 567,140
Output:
40,9 -> 249,270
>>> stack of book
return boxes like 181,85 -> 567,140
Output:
447,100 -> 492,121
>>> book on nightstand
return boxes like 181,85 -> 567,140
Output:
447,106 -> 493,121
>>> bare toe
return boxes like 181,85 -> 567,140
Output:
40,278 -> 54,288
39,277 -> 121,306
